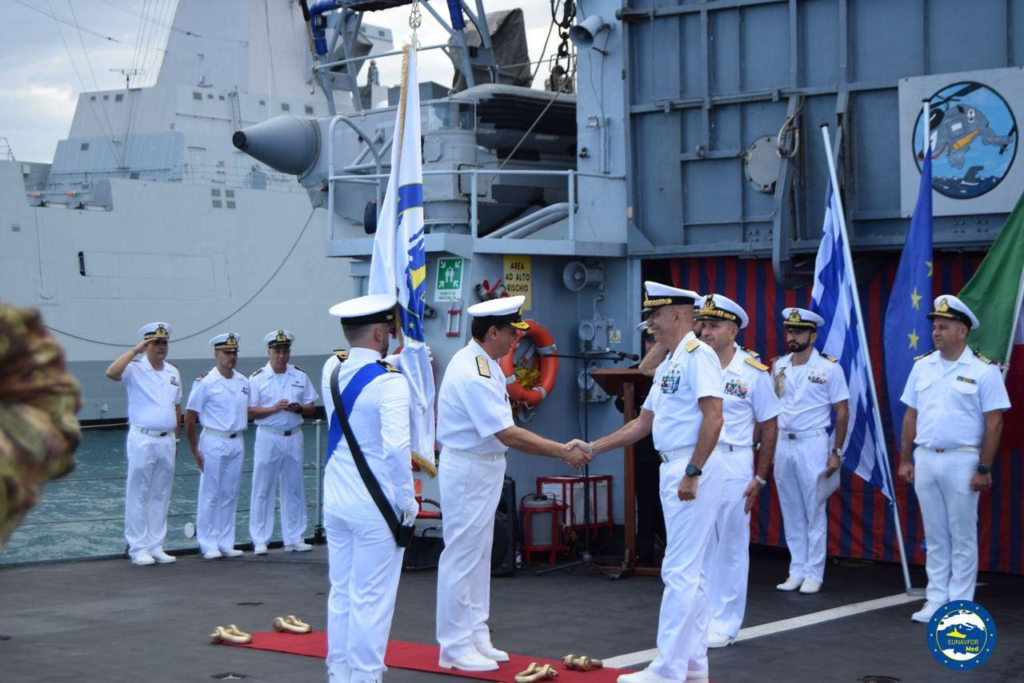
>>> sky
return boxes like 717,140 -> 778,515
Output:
0,0 -> 563,163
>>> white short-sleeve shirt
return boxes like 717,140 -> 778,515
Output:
642,332 -> 726,451
901,347 -> 1010,450
720,345 -> 782,447
248,362 -> 319,430
436,340 -> 514,455
121,356 -> 181,431
186,367 -> 250,433
772,351 -> 850,432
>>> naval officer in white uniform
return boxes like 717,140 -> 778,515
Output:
248,330 -> 318,555
105,322 -> 182,566
771,308 -> 849,594
695,295 -> 781,648
321,294 -> 417,683
185,333 -> 250,560
899,295 -> 1009,623
435,296 -> 591,673
570,282 -> 726,683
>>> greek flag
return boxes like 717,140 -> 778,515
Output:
810,187 -> 894,500
369,46 -> 435,469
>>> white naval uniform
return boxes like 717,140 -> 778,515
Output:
435,340 -> 514,662
120,356 -> 181,560
643,332 -> 727,681
248,363 -> 318,547
703,346 -> 781,639
771,351 -> 849,584
321,348 -> 415,683
187,368 -> 249,555
901,348 -> 1009,604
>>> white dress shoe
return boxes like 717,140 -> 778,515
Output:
707,631 -> 735,648
221,548 -> 244,558
617,667 -> 678,683
151,550 -> 176,564
131,552 -> 156,566
254,543 -> 268,555
285,542 -> 313,552
686,670 -> 710,682
776,575 -> 804,591
438,652 -> 500,672
799,578 -> 822,594
911,601 -> 943,623
473,641 -> 510,662
203,549 -> 223,560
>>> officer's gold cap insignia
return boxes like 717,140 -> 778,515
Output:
788,310 -> 802,323
476,355 -> 491,378
937,298 -> 950,313
276,330 -> 288,342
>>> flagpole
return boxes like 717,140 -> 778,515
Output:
821,124 -> 916,594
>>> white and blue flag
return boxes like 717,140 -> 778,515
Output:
810,187 -> 894,500
369,46 -> 435,472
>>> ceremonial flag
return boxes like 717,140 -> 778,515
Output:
368,45 -> 436,476
883,130 -> 933,452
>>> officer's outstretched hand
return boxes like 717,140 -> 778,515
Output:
561,441 -> 592,468
678,475 -> 698,501
898,461 -> 914,484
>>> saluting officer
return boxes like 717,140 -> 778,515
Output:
321,294 -> 417,683
695,295 -> 781,648
571,282 -> 726,683
772,308 -> 849,594
185,333 -> 250,560
105,322 -> 181,566
899,295 -> 1009,623
435,296 -> 591,673
248,330 -> 318,555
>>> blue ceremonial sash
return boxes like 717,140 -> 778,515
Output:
326,363 -> 389,465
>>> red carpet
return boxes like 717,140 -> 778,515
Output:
219,631 -> 628,682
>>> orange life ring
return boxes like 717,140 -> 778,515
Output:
500,320 -> 558,407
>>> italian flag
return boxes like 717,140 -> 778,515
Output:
959,191 -> 1024,448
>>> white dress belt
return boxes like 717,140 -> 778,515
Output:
917,445 -> 981,454
131,425 -> 173,438
203,427 -> 244,439
659,445 -> 697,463
257,425 -> 299,437
780,427 -> 827,440
718,443 -> 753,452
444,447 -> 506,461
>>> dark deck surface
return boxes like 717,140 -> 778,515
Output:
1,546 -> 1021,682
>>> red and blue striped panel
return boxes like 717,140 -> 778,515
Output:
667,255 -> 1023,574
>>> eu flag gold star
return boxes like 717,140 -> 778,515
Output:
911,287 -> 923,309
926,261 -> 933,277
908,329 -> 920,349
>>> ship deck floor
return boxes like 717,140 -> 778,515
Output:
2,545 -> 1021,682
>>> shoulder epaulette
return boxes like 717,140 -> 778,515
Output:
745,357 -> 770,372
973,348 -> 995,364
684,339 -> 700,353
914,350 -> 935,361
195,370 -> 209,381
820,352 -> 839,363
334,349 -> 349,362
130,358 -> 140,363
476,355 -> 491,378
250,367 -> 263,377
292,365 -> 304,373
378,360 -> 400,373
741,346 -> 761,359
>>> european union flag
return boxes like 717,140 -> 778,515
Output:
883,139 -> 933,452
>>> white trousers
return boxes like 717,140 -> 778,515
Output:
774,434 -> 829,583
914,447 -> 980,604
196,431 -> 244,555
325,512 -> 405,683
649,449 -> 725,681
124,429 -> 176,559
249,428 -> 307,546
435,448 -> 507,661
702,458 -> 752,639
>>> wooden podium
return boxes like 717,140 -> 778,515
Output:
590,368 -> 659,577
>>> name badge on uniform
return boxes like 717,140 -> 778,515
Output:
291,381 -> 303,388
242,386 -> 250,395
808,371 -> 828,385
956,376 -> 977,385
724,378 -> 749,399
170,376 -> 180,387
660,366 -> 681,394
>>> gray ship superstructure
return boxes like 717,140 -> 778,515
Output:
0,0 -> 391,421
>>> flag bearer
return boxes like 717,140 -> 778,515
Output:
185,333 -> 249,560
105,322 -> 181,566
248,330 -> 318,555
696,295 -> 781,648
771,308 -> 849,594
898,295 -> 1009,623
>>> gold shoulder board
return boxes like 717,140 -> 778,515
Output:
741,346 -> 761,359
745,357 -> 769,372
822,353 -> 839,363
914,350 -> 935,361
476,355 -> 491,378
334,349 -> 349,362
973,349 -> 994,364
250,368 -> 263,377
685,339 -> 700,353
378,361 -> 400,373
196,370 -> 208,381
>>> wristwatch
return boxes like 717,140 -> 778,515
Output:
685,463 -> 703,478
831,447 -> 843,459
977,464 -> 992,475
754,474 -> 768,486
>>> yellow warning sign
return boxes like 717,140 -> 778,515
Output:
504,255 -> 532,310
